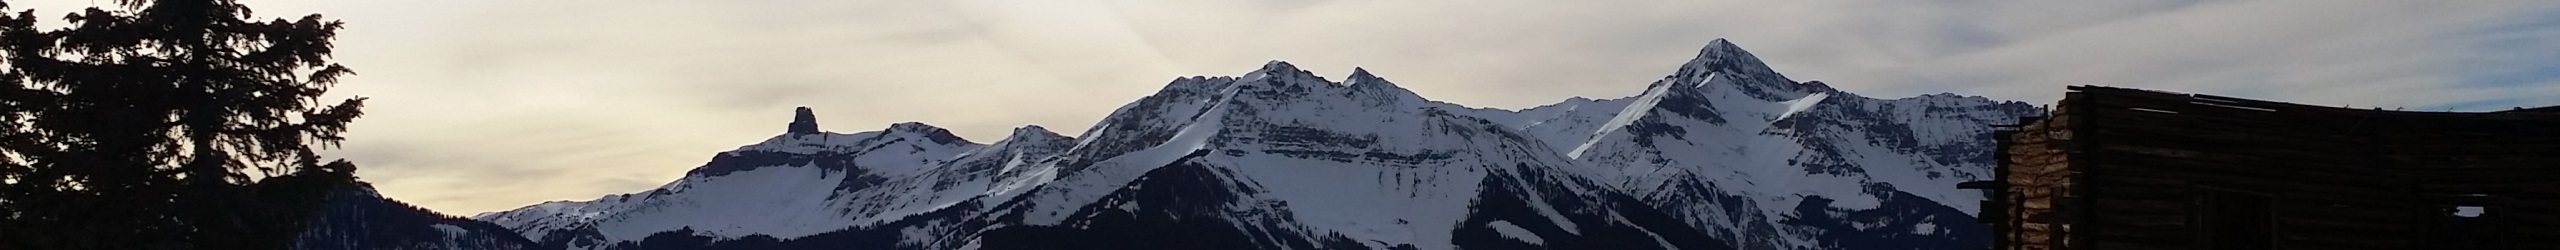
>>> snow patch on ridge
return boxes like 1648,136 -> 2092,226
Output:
1487,221 -> 1544,245
1775,92 -> 1829,121
1569,73 -> 1715,159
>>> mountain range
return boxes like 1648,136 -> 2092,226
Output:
400,39 -> 2042,250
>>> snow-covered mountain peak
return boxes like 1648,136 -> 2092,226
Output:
1493,41 -> 2042,250
1239,60 -> 1333,91
1683,39 -> 1778,77
1665,38 -> 1831,99
1688,39 -> 1776,73
1345,67 -> 1383,84
1685,69 -> 1822,102
887,122 -> 972,144
1342,68 -> 1430,109
1696,38 -> 1746,58
1001,125 -> 1072,146
1256,60 -> 1302,73
1249,60 -> 1308,78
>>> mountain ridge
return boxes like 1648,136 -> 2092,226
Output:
471,38 -> 2037,250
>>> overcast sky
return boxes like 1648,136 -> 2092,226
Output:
18,0 -> 2558,214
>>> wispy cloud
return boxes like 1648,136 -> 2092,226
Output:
17,0 -> 2552,214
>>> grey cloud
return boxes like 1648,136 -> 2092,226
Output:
1859,0 -> 2560,109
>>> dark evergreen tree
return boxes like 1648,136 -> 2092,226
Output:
0,0 -> 366,249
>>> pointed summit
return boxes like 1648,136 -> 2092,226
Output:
1661,38 -> 1813,95
1701,38 -> 1744,55
1341,67 -> 1423,105
1345,67 -> 1385,86
1005,125 -> 1073,144
1696,38 -> 1754,61
1681,38 -> 1780,79
788,107 -> 820,134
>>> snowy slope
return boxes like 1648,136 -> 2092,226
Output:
833,125 -> 1075,226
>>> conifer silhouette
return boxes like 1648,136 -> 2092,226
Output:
0,0 -> 368,248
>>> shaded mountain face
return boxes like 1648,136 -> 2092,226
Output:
477,39 -> 2033,250
292,184 -> 546,250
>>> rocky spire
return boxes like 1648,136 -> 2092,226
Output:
788,106 -> 819,134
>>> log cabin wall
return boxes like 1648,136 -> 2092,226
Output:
1994,110 -> 2074,250
1975,86 -> 2560,250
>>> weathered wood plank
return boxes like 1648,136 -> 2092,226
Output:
1988,86 -> 2560,250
